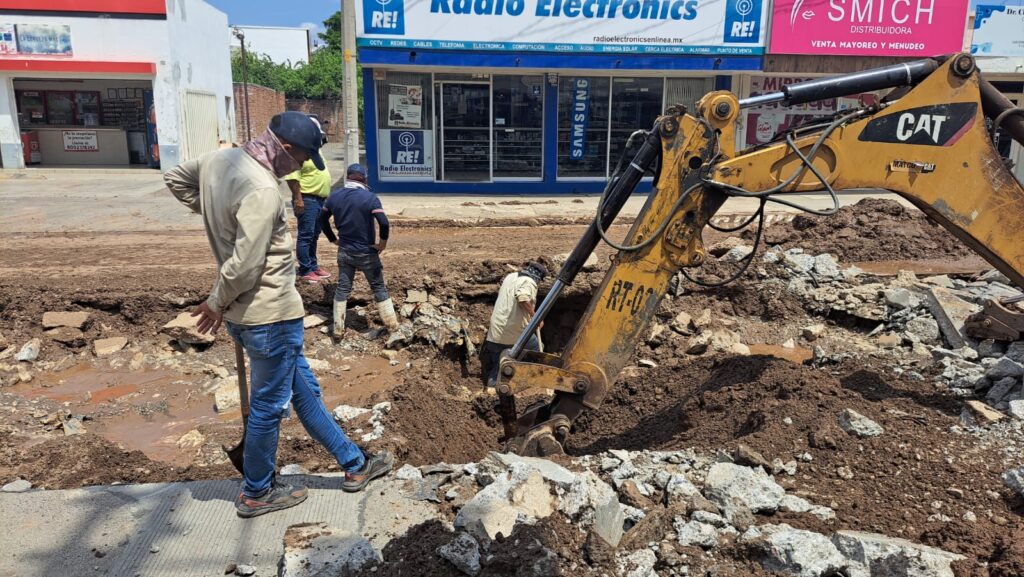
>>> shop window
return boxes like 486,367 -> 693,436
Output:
492,75 -> 543,179
374,71 -> 434,180
557,76 -> 610,178
608,78 -> 664,172
46,91 -> 75,125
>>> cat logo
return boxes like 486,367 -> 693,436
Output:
896,113 -> 946,143
859,103 -> 977,147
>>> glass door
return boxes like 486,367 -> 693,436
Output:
438,82 -> 490,182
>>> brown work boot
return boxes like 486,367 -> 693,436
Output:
235,482 -> 308,518
341,451 -> 394,493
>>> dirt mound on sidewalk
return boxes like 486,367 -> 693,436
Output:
0,433 -> 179,489
747,198 -> 976,262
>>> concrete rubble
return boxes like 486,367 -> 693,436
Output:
364,446 -> 967,577
280,522 -> 381,577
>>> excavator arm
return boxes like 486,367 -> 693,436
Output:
495,53 -> 1024,457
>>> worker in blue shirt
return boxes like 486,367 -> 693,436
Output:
320,164 -> 400,338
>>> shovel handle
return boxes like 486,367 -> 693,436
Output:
234,341 -> 250,422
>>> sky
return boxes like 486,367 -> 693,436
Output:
206,0 -> 340,46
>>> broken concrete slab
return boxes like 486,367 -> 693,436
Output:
985,357 -> 1024,380
62,417 -> 86,436
832,530 -> 965,577
592,492 -> 625,547
213,378 -> 240,413
758,524 -> 849,577
42,311 -> 91,330
674,518 -> 719,549
303,314 -> 327,329
46,327 -> 86,347
961,400 -> 1006,427
703,463 -> 785,515
838,409 -> 884,438
16,338 -> 41,362
489,452 -> 576,488
925,287 -> 979,349
94,337 -> 128,357
455,463 -> 554,543
437,532 -> 481,576
280,523 -> 380,577
405,289 -> 429,303
162,312 -> 215,346
1002,466 -> 1024,498
2,479 -> 32,493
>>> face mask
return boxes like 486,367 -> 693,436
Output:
243,129 -> 302,177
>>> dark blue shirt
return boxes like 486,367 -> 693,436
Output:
320,183 -> 390,254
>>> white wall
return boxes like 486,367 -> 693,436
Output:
163,0 -> 235,166
229,26 -> 310,67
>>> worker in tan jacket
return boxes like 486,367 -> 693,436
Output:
164,112 -> 392,519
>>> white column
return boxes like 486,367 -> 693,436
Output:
0,75 -> 25,169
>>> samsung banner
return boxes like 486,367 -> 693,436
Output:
769,0 -> 970,57
357,0 -> 767,54
972,2 -> 1024,57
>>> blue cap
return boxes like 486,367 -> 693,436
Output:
347,163 -> 367,178
269,111 -> 325,171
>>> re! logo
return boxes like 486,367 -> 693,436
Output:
390,130 -> 423,165
724,0 -> 763,43
363,0 -> 405,35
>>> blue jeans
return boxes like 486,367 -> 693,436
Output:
335,250 -> 390,303
296,195 -> 324,276
226,318 -> 365,497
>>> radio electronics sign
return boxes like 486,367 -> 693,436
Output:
357,0 -> 766,55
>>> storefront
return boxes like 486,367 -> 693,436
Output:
0,0 -> 234,170
14,78 -> 156,166
357,0 -> 768,193
969,1 -> 1024,179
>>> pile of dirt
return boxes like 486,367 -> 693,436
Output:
0,433 -> 179,489
372,359 -> 503,466
746,198 -> 976,262
565,355 -> 1023,577
357,516 -> 591,577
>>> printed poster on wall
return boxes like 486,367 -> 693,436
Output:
15,24 -> 73,56
387,84 -> 422,129
378,129 -> 434,179
357,0 -> 767,55
63,130 -> 98,152
972,2 -> 1024,56
769,0 -> 970,56
0,24 -> 16,55
743,76 -> 879,146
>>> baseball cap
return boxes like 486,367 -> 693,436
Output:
347,163 -> 368,178
269,111 -> 326,170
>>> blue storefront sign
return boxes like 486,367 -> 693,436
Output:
363,0 -> 405,35
390,130 -> 424,165
570,79 -> 590,161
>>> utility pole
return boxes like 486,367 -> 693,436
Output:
341,0 -> 360,167
232,27 -> 252,141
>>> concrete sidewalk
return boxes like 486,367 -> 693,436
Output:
0,169 -> 909,234
0,474 -> 433,577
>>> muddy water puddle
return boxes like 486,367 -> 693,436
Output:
11,355 -> 406,466
748,344 -> 813,364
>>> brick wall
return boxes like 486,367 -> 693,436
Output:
233,83 -> 285,142
286,98 -> 342,141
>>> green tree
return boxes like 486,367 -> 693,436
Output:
232,11 -> 363,130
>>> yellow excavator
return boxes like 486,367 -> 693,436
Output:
495,53 -> 1024,457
